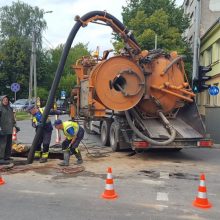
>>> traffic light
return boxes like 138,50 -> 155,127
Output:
193,65 -> 212,93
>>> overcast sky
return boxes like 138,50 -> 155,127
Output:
0,0 -> 184,52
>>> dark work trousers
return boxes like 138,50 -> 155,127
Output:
0,134 -> 12,160
35,129 -> 52,153
62,126 -> 85,153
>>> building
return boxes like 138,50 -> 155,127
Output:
183,1 -> 220,143
183,0 -> 220,44
198,18 -> 220,116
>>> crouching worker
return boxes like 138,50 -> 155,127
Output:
54,119 -> 84,166
27,105 -> 64,163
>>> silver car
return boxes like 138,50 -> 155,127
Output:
11,99 -> 34,111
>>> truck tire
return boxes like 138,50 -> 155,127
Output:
100,120 -> 112,146
110,122 -> 120,152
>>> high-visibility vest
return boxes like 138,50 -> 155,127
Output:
32,107 -> 50,125
63,121 -> 79,140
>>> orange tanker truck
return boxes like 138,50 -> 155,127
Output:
27,11 -> 213,163
70,12 -> 213,152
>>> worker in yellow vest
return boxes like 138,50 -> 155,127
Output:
54,119 -> 84,166
27,105 -> 65,163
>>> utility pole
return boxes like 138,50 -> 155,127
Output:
192,0 -> 201,82
155,34 -> 158,50
33,33 -> 37,107
28,10 -> 53,107
29,32 -> 34,105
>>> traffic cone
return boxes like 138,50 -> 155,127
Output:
55,115 -> 61,144
12,127 -> 17,141
0,175 -> 5,185
193,173 -> 212,209
102,167 -> 118,199
55,128 -> 61,144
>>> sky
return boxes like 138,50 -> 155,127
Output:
0,0 -> 184,52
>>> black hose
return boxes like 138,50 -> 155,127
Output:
27,11 -> 138,164
125,110 -> 176,146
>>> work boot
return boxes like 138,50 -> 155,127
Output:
74,159 -> 83,165
39,157 -> 47,163
0,159 -> 10,165
34,151 -> 41,160
59,151 -> 70,166
74,150 -> 83,165
40,152 -> 49,163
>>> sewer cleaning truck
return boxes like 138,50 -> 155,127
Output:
68,11 -> 213,152
28,11 -> 212,163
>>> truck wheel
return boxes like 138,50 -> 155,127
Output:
110,122 -> 120,152
101,120 -> 112,146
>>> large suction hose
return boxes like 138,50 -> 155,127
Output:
125,110 -> 176,146
27,11 -> 139,164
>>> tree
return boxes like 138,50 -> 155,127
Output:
117,0 -> 192,78
50,43 -> 90,76
0,1 -> 47,97
0,1 -> 46,46
122,0 -> 189,34
48,43 -> 90,100
0,36 -> 30,97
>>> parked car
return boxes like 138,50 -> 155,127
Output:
11,99 -> 34,111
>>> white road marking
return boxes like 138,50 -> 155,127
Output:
159,171 -> 170,179
155,204 -> 169,211
157,192 -> 169,201
138,203 -> 169,211
141,179 -> 164,185
18,190 -> 56,195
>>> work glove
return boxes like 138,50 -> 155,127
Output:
32,122 -> 37,128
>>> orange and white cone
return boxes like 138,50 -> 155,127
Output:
102,167 -> 118,200
193,173 -> 212,209
55,128 -> 61,144
55,115 -> 61,144
0,175 -> 5,185
12,127 -> 17,141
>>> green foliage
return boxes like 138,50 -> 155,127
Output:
15,111 -> 31,121
36,50 -> 54,92
48,43 -> 89,99
0,1 -> 47,97
122,0 -> 189,33
0,1 -> 47,45
58,74 -> 76,98
50,43 -> 90,76
37,87 -> 49,100
0,36 -> 30,97
117,0 -> 192,78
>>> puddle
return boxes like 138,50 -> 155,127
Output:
139,170 -> 160,178
169,172 -> 199,180
139,170 -> 199,180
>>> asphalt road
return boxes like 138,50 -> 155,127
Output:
0,118 -> 219,220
